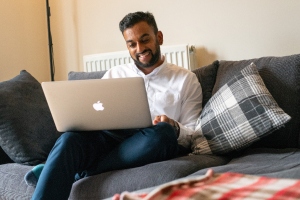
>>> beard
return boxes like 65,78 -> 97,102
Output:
132,41 -> 161,68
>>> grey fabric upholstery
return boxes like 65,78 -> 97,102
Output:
188,148 -> 300,179
214,54 -> 300,149
192,60 -> 219,108
0,163 -> 34,200
68,71 -> 107,80
0,70 -> 60,165
69,155 -> 229,199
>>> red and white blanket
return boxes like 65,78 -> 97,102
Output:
113,169 -> 300,200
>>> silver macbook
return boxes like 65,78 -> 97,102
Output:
42,77 -> 152,132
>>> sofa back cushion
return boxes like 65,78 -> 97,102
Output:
68,71 -> 107,80
213,54 -> 300,148
192,61 -> 219,109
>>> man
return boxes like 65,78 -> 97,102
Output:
25,11 -> 202,200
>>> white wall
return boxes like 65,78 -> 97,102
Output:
0,1 -> 50,82
1,1 -> 300,81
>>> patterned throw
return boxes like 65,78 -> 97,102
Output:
113,170 -> 300,200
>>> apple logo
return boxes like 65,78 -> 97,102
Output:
93,101 -> 104,111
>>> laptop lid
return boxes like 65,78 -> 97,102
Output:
42,77 -> 152,132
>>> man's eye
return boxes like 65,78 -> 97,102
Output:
142,39 -> 149,43
128,43 -> 136,48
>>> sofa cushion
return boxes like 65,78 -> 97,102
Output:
69,154 -> 229,199
189,148 -> 300,180
0,70 -> 61,165
213,54 -> 300,148
191,63 -> 291,155
0,155 -> 229,200
0,163 -> 34,199
68,71 -> 107,80
192,61 -> 219,108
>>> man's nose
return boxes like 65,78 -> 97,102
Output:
136,42 -> 146,53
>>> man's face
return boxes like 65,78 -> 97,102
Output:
123,21 -> 163,69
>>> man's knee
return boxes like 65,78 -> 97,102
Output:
139,122 -> 178,156
154,122 -> 177,142
148,122 -> 178,159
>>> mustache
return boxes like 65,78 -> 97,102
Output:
136,49 -> 152,57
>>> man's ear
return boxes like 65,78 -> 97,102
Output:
157,31 -> 163,45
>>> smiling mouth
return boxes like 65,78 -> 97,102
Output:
137,50 -> 151,59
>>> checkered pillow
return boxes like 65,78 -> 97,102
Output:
191,63 -> 291,155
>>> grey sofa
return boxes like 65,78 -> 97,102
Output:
0,53 -> 299,200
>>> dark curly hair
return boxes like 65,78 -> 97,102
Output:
119,11 -> 158,34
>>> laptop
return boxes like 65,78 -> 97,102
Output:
42,77 -> 153,132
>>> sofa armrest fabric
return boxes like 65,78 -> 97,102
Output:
213,54 -> 300,149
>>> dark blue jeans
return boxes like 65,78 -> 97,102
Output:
31,122 -> 179,200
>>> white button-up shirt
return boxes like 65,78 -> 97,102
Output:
102,56 -> 202,148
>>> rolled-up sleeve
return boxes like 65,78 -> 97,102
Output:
177,73 -> 203,148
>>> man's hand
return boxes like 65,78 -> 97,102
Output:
153,115 -> 180,138
153,115 -> 175,126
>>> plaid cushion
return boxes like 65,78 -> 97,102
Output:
191,63 -> 291,155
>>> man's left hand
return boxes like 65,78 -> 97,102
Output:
153,115 -> 175,126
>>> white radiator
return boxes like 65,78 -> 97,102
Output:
83,44 -> 197,72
